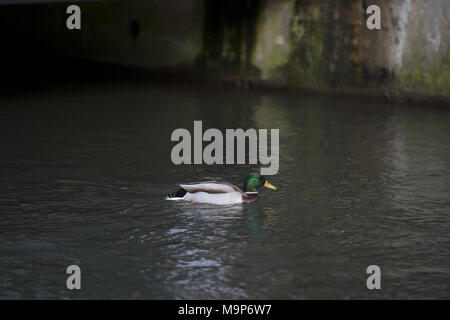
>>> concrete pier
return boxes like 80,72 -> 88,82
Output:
0,0 -> 448,104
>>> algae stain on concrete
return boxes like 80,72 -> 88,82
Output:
251,0 -> 295,80
197,0 -> 449,98
281,0 -> 363,88
199,0 -> 263,77
395,0 -> 450,96
398,49 -> 450,96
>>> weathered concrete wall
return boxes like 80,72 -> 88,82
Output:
394,0 -> 450,96
205,0 -> 449,99
0,1 -> 204,68
359,0 -> 450,97
0,0 -> 448,101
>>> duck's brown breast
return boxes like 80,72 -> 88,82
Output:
242,193 -> 260,203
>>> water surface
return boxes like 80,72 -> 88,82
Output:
0,82 -> 449,299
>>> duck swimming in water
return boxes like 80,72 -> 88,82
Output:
165,173 -> 277,205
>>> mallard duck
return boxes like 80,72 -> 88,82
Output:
165,173 -> 277,205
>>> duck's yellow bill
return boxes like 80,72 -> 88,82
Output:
264,181 -> 277,190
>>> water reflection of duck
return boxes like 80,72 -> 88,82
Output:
166,173 -> 277,205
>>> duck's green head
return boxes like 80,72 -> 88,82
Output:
243,173 -> 277,193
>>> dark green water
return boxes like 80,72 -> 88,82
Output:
0,81 -> 449,299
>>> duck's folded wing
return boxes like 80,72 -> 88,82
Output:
180,182 -> 242,194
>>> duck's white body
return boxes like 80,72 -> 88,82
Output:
166,182 -> 246,205
183,190 -> 244,205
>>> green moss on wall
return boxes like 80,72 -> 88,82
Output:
282,13 -> 326,86
276,0 -> 360,88
250,0 -> 294,80
398,66 -> 450,96
398,49 -> 450,96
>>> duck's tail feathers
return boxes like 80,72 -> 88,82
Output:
165,188 -> 187,200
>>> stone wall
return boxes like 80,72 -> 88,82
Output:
0,0 -> 448,102
0,1 -> 204,68
200,0 -> 449,99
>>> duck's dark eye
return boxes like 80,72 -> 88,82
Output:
259,175 -> 266,182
